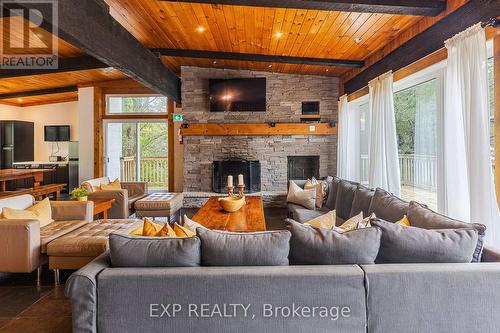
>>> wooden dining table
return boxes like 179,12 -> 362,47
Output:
0,169 -> 55,192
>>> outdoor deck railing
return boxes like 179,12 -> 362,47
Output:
361,154 -> 437,190
120,156 -> 168,189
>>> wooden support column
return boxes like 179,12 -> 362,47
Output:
494,33 -> 500,205
94,87 -> 104,178
167,99 -> 175,192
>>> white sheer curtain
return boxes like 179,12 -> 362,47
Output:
337,95 -> 360,181
368,72 -> 401,196
443,23 -> 500,247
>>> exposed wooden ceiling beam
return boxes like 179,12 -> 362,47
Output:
1,0 -> 181,101
0,56 -> 108,78
344,0 -> 500,95
160,0 -> 446,16
0,86 -> 77,100
153,48 -> 364,68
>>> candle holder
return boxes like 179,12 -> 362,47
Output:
237,184 -> 245,197
227,186 -> 235,196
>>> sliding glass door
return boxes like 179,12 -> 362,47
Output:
105,121 -> 168,191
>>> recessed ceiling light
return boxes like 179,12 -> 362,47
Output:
354,37 -> 363,44
275,31 -> 284,39
196,26 -> 206,33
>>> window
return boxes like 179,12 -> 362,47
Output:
105,121 -> 168,191
394,79 -> 439,211
106,95 -> 167,114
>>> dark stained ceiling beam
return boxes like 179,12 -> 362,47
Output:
160,0 -> 446,16
344,0 -> 500,95
153,48 -> 364,68
0,86 -> 77,100
1,0 -> 181,101
0,56 -> 108,78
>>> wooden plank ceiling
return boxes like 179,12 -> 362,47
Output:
106,1 -> 425,76
0,1 -> 471,106
0,17 -> 125,106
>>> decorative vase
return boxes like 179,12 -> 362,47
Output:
218,195 -> 246,212
76,196 -> 88,202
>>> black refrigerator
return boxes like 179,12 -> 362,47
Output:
0,121 -> 34,169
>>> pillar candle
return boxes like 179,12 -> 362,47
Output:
238,174 -> 244,186
227,175 -> 233,187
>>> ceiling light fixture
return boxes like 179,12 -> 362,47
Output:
275,31 -> 284,38
196,26 -> 206,33
213,60 -> 217,65
18,98 -> 23,102
325,69 -> 329,72
353,37 -> 363,44
268,64 -> 273,68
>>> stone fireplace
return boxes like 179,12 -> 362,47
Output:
181,66 -> 339,193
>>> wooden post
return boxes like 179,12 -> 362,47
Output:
494,33 -> 500,206
93,87 -> 104,178
167,99 -> 175,192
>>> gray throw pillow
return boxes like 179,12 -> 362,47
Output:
368,188 -> 409,222
371,219 -> 478,264
197,228 -> 291,266
285,219 -> 381,265
109,233 -> 201,267
325,177 -> 340,210
407,201 -> 486,262
349,185 -> 375,218
287,181 -> 316,210
335,179 -> 359,220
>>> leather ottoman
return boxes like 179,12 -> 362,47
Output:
134,192 -> 183,222
46,219 -> 142,283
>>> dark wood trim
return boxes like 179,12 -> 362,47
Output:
94,87 -> 105,178
0,56 -> 107,78
160,0 -> 445,16
167,100 -> 175,192
344,0 -> 500,95
0,86 -> 77,100
2,1 -> 181,101
153,49 -> 364,68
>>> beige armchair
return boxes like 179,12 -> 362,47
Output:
0,195 -> 93,285
81,177 -> 148,219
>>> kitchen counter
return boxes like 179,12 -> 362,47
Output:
13,161 -> 69,166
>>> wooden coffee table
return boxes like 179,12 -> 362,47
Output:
192,196 -> 266,232
91,199 -> 115,219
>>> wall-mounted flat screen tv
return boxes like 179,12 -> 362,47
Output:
44,125 -> 70,142
209,78 -> 266,112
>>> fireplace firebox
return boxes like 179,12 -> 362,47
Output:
213,160 -> 261,193
287,156 -> 320,181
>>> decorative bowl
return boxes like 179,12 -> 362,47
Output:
218,195 -> 246,212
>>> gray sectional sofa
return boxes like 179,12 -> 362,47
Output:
66,177 -> 500,333
66,252 -> 500,333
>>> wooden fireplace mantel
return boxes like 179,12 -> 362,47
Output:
182,122 -> 337,136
